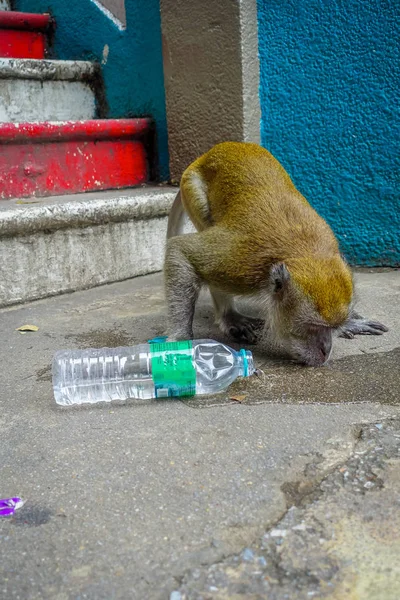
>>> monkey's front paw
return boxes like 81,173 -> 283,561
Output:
221,313 -> 265,345
339,315 -> 388,339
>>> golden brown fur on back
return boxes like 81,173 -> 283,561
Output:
182,142 -> 353,324
191,142 -> 335,252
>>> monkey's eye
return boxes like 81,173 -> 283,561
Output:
306,325 -> 321,334
290,325 -> 312,339
297,323 -> 335,337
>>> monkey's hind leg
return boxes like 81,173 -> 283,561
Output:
339,310 -> 388,339
164,235 -> 202,340
210,288 -> 264,344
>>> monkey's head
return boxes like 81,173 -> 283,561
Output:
265,259 -> 353,367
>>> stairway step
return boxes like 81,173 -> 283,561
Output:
0,58 -> 98,122
0,11 -> 51,30
0,119 -> 152,200
0,186 -> 178,306
0,12 -> 52,59
0,57 -> 95,79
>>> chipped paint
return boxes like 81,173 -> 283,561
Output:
101,43 -> 109,65
0,29 -> 46,59
0,13 -> 51,59
0,119 -> 150,199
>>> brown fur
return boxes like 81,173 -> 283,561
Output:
181,141 -> 353,324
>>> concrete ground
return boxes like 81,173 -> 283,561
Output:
0,269 -> 399,600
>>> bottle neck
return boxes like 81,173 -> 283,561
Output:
238,349 -> 255,377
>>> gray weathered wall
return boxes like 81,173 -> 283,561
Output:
160,0 -> 260,180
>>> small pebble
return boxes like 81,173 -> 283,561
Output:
242,548 -> 255,561
192,569 -> 201,580
270,529 -> 287,537
292,523 -> 306,531
375,423 -> 383,430
170,592 -> 182,600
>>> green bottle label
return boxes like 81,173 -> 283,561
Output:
150,341 -> 196,398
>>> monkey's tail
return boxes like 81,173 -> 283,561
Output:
167,190 -> 187,239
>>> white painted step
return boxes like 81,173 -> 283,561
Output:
0,186 -> 180,307
0,0 -> 11,9
0,58 -> 98,122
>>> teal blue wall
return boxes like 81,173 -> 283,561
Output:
257,0 -> 400,265
16,0 -> 169,180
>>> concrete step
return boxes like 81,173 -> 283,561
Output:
0,58 -> 99,122
0,11 -> 52,59
0,186 -> 178,307
0,119 -> 152,199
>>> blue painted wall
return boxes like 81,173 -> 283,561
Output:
257,0 -> 399,265
15,0 -> 169,180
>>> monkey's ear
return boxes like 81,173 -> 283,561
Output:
269,263 -> 291,295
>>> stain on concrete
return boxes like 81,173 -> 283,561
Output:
12,504 -> 53,527
183,347 -> 400,408
44,328 -> 400,408
281,479 -> 323,509
34,329 -> 137,383
65,328 -> 133,349
36,365 -> 52,382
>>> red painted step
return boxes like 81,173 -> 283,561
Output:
0,12 -> 52,59
0,119 -> 151,200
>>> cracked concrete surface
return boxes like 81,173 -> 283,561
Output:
0,270 -> 399,599
175,420 -> 400,600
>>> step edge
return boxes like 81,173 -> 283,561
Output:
0,57 -> 98,81
0,187 -> 177,238
0,118 -> 151,143
0,268 -> 164,309
0,11 -> 52,31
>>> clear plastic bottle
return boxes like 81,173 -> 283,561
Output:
52,339 -> 255,406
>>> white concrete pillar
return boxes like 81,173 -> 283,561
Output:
160,0 -> 260,180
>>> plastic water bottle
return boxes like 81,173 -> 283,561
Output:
52,339 -> 255,406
